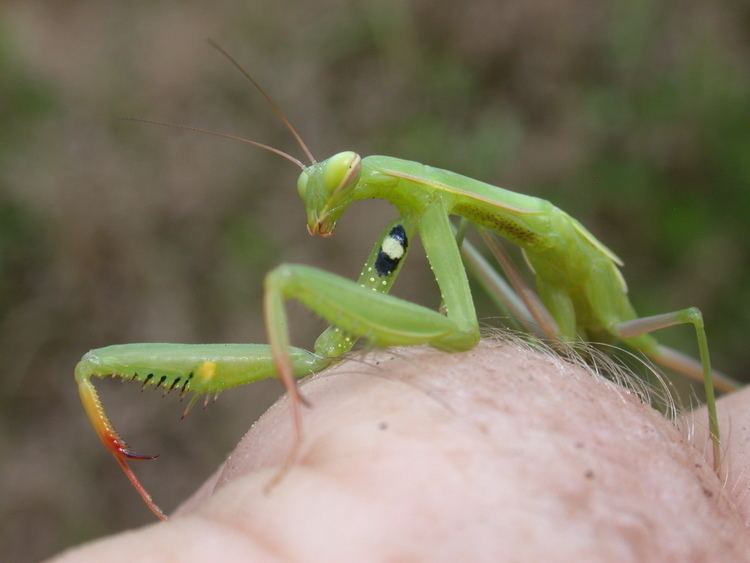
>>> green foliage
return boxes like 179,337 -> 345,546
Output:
0,26 -> 56,154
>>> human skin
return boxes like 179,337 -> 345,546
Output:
52,340 -> 750,562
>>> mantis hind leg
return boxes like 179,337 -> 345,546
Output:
613,308 -> 722,472
648,344 -> 738,394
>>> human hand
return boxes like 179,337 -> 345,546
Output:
52,340 -> 750,562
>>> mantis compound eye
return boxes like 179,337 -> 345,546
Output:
323,151 -> 361,197
297,170 -> 309,199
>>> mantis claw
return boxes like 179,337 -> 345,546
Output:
76,365 -> 168,520
121,447 -> 160,461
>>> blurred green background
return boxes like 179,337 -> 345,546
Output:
0,1 -> 748,560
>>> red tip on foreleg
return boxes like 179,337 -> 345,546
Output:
77,373 -> 167,520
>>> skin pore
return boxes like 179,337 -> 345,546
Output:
54,339 -> 749,562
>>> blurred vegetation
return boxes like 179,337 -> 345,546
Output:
0,1 -> 747,560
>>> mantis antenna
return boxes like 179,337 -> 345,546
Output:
123,118 -> 306,170
207,39 -> 317,165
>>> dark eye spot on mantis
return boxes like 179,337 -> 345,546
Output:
375,225 -> 408,277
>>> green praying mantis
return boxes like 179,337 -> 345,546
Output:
75,43 -> 738,520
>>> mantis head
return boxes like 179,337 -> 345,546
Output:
297,151 -> 362,236
131,44 -> 365,238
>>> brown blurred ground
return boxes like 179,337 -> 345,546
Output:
0,1 -> 748,561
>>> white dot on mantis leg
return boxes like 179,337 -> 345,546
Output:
381,280 -> 387,285
368,267 -> 372,272
369,277 -> 375,282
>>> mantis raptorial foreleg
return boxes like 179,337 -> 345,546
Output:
262,218 -> 417,444
261,205 -> 481,484
75,343 -> 325,519
76,218 -> 414,518
312,219 -> 414,359
419,202 -> 481,343
264,206 -> 481,436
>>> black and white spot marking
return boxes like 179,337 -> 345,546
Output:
375,225 -> 408,277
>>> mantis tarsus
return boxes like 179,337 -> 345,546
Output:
76,42 -> 737,520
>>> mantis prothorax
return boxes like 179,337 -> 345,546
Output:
76,42 -> 737,520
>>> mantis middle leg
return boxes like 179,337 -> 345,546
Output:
462,228 -> 732,473
458,226 -> 561,342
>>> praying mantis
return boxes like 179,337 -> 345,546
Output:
75,42 -> 738,520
